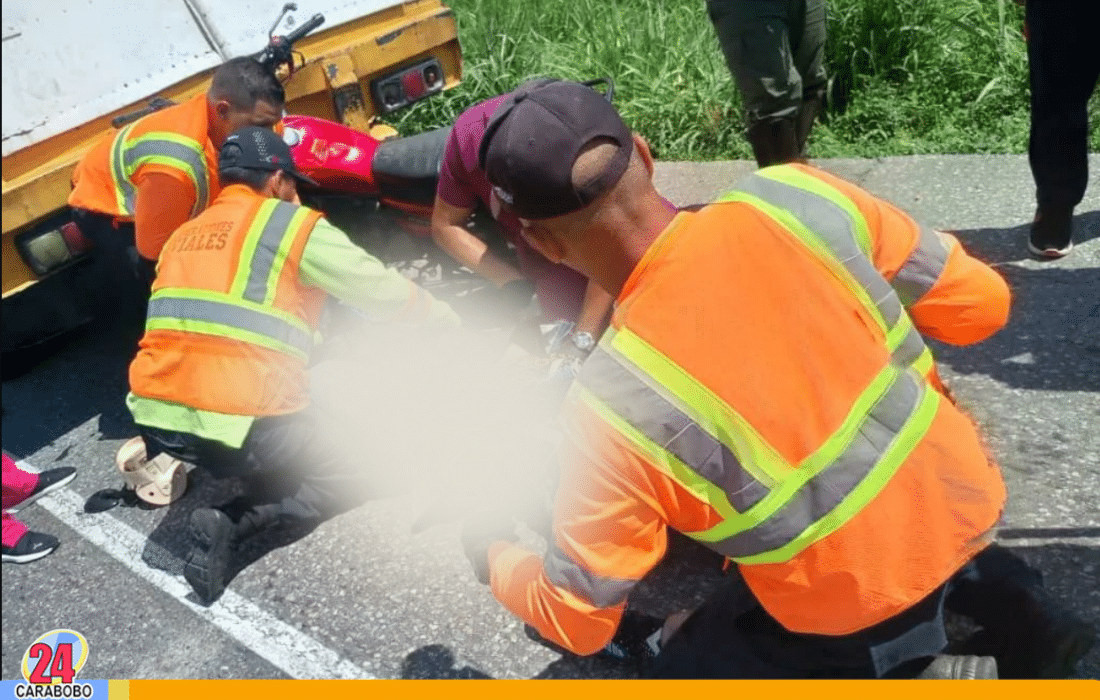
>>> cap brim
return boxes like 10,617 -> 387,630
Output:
286,168 -> 319,189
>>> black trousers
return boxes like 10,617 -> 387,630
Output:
140,409 -> 362,530
652,543 -> 1040,679
1025,0 -> 1100,212
71,209 -> 155,320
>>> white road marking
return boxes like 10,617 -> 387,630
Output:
998,537 -> 1100,548
20,463 -> 375,680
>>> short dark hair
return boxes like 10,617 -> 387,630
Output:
209,57 -> 285,111
219,165 -> 275,190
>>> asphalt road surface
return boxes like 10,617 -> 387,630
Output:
3,155 -> 1098,680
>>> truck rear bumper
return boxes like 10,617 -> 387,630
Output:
2,258 -> 98,360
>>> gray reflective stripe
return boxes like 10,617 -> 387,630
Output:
123,138 -> 210,216
892,325 -> 928,368
736,174 -> 903,329
244,202 -> 300,303
709,369 -> 924,559
544,544 -> 637,608
579,347 -> 770,513
147,296 -> 312,354
111,127 -> 137,214
893,225 -> 950,306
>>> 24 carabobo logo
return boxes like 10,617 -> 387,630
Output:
15,630 -> 93,698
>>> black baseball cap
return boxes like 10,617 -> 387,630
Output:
219,126 -> 318,187
477,80 -> 633,221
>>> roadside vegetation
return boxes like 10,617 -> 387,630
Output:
395,0 -> 1100,161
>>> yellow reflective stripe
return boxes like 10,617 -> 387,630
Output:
243,202 -> 300,303
147,295 -> 313,353
607,328 -> 785,488
568,383 -> 756,532
887,315 -> 913,352
230,200 -> 280,297
913,346 -> 934,376
121,131 -> 209,216
757,165 -> 873,256
718,190 -> 890,335
261,206 -> 312,306
735,378 -> 940,564
145,317 -> 307,359
579,345 -> 771,514
151,287 -> 311,335
109,125 -> 137,214
691,362 -> 901,544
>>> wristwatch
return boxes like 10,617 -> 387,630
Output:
570,331 -> 596,354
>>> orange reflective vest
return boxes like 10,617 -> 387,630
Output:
69,94 -> 219,226
129,185 -> 325,416
489,164 -> 1009,652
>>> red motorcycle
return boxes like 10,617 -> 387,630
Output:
280,77 -> 615,278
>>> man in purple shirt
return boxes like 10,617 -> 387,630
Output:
431,86 -> 615,357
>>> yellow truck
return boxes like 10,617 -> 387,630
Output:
2,0 -> 461,372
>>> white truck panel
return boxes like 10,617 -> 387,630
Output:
2,0 -> 404,157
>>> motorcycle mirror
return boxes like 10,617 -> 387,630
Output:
581,77 -> 616,104
269,2 -> 299,38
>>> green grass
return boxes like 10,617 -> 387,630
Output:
392,0 -> 1100,161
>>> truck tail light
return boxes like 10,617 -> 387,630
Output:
371,58 -> 445,114
16,219 -> 93,276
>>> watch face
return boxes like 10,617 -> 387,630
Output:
572,332 -> 595,351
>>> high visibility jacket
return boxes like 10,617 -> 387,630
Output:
69,94 -> 218,228
488,164 -> 1010,655
129,185 -> 325,417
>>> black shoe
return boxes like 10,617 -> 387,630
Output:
916,655 -> 998,679
184,508 -> 235,604
959,587 -> 1098,678
1001,602 -> 1097,679
11,467 -> 76,511
2,531 -> 60,564
1028,207 -> 1074,259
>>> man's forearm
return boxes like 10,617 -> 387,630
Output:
432,223 -> 525,288
574,280 -> 615,337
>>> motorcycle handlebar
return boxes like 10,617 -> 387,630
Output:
282,13 -> 325,48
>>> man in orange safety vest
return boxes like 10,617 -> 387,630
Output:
465,80 -> 1095,679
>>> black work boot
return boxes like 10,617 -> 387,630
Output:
953,582 -> 1096,678
746,117 -> 801,168
184,508 -> 236,604
1000,590 -> 1096,678
916,655 -> 998,679
1028,206 -> 1074,259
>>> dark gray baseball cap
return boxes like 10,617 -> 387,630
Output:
219,126 -> 318,187
478,80 -> 632,220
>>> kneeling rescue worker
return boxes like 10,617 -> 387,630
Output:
126,127 -> 460,604
465,80 -> 1096,678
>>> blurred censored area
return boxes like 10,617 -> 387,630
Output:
308,303 -> 561,539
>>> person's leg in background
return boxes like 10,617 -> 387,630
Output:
2,453 -> 67,564
1024,0 -> 1100,257
790,0 -> 828,157
707,0 -> 804,166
